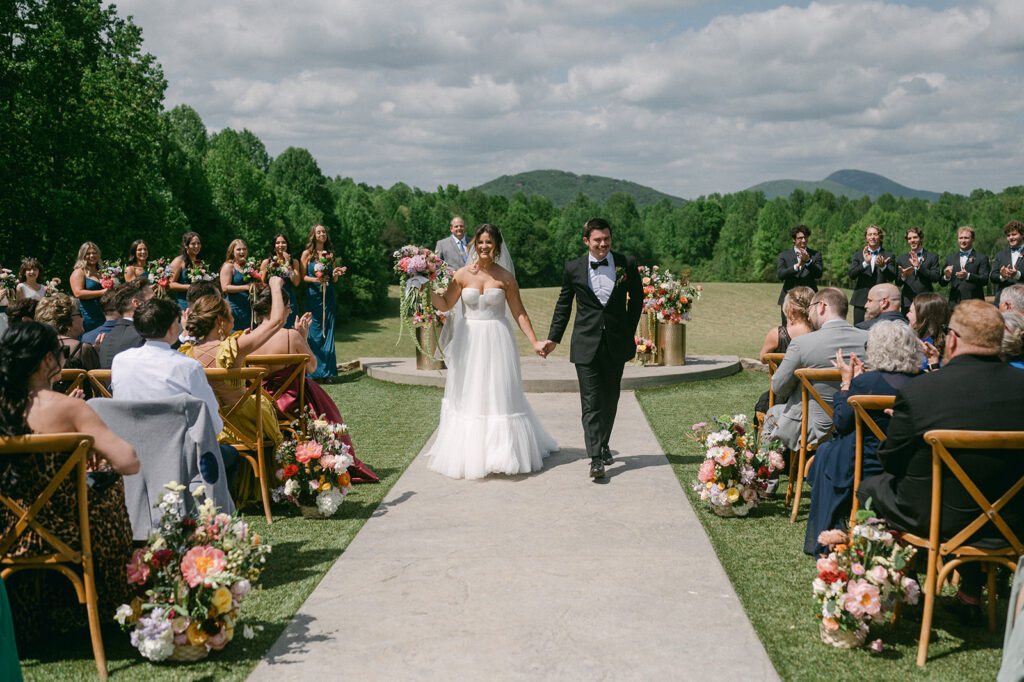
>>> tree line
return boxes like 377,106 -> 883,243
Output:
3,1 -> 1023,319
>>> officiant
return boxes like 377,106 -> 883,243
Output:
435,216 -> 470,267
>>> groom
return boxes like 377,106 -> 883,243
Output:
543,218 -> 644,479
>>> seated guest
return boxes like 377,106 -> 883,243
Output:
857,300 -> 1024,621
110,297 -> 237,483
803,322 -> 921,555
854,283 -> 906,330
1002,311 -> 1024,369
0,322 -> 138,646
999,284 -> 1024,315
172,280 -> 224,349
80,287 -> 119,345
764,288 -> 868,451
6,298 -> 37,324
755,286 -> 813,415
34,293 -> 99,378
98,279 -> 154,368
907,292 -> 950,371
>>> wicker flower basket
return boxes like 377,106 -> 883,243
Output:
710,502 -> 751,518
168,643 -> 209,662
819,622 -> 867,649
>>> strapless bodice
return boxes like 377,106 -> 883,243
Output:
461,288 -> 507,320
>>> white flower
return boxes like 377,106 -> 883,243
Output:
705,430 -> 732,447
243,625 -> 256,640
114,604 -> 133,625
308,479 -> 320,492
284,478 -> 300,497
191,484 -> 206,499
316,488 -> 345,517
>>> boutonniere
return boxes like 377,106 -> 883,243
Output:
968,257 -> 975,265
614,266 -> 627,287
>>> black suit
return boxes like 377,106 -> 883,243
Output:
858,354 -> 1024,546
990,247 -> 1024,307
849,248 -> 896,324
939,250 -> 990,305
776,248 -> 822,306
99,318 -> 145,369
548,252 -> 644,460
895,250 -> 940,313
854,309 -> 907,330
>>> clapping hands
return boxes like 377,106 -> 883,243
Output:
831,349 -> 864,386
295,312 -> 313,337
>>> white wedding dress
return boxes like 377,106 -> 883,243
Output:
425,287 -> 558,479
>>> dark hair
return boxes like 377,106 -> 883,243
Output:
472,223 -> 504,260
114,279 -> 151,315
186,280 -> 221,306
133,298 -> 181,339
186,294 -> 231,339
18,258 -> 43,282
252,286 -> 273,323
583,218 -> 612,239
268,233 -> 291,260
128,239 -> 149,267
180,231 -> 201,261
905,226 -> 923,241
1005,220 -> 1024,237
99,288 -> 120,316
0,321 -> 60,436
790,224 -> 811,240
7,298 -> 38,322
304,224 -> 335,258
911,292 -> 950,357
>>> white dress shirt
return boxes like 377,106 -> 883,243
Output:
111,340 -> 223,432
588,253 -> 615,306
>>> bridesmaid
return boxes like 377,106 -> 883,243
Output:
260,233 -> 301,328
123,239 -> 151,283
220,239 -> 254,332
168,231 -> 203,310
300,224 -> 346,380
68,242 -> 106,334
16,259 -> 47,301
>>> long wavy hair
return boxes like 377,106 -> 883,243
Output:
72,242 -> 101,272
303,224 -> 335,258
127,239 -> 149,268
180,231 -> 202,263
268,233 -> 292,260
911,292 -> 950,358
0,321 -> 61,436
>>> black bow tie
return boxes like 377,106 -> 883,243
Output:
590,258 -> 608,269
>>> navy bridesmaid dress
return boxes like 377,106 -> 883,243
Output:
78,276 -> 105,333
305,261 -> 337,379
227,268 -> 252,331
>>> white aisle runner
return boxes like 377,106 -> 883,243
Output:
248,392 -> 778,681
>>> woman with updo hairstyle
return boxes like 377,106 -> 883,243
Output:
178,276 -> 288,505
1002,311 -> 1024,369
123,239 -> 151,283
907,291 -> 950,370
68,241 -> 106,333
0,321 -> 138,646
34,292 -> 99,375
754,286 -> 814,416
168,231 -> 204,311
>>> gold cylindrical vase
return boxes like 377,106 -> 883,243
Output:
656,322 -> 686,366
415,324 -> 445,370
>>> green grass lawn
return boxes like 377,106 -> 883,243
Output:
636,372 -> 1004,681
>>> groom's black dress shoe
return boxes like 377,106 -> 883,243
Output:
590,458 -> 605,478
599,446 -> 614,466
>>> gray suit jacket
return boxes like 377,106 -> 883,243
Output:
769,320 -> 868,449
434,236 -> 468,268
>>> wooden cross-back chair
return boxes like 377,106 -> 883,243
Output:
85,369 -> 113,398
203,367 -> 274,523
846,394 -> 895,524
755,352 -> 786,434
59,368 -> 87,395
903,429 -> 1024,666
0,433 -> 108,679
244,354 -> 310,437
786,367 -> 842,523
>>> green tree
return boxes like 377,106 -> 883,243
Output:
334,184 -> 389,317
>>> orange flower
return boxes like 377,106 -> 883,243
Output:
338,472 -> 351,488
295,440 -> 323,463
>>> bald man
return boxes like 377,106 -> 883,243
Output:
854,283 -> 907,330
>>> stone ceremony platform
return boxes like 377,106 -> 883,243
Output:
360,354 -> 742,392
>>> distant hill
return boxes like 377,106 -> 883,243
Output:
746,169 -> 941,202
474,170 -> 686,208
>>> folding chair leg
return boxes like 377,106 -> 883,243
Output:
785,449 -> 797,506
790,447 -> 807,523
916,550 -> 941,666
83,567 -> 108,679
988,565 -> 998,632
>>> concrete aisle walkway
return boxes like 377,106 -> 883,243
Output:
249,392 -> 778,681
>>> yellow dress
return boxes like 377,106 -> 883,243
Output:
179,332 -> 283,506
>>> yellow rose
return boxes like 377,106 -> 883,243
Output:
726,488 -> 740,503
212,587 -> 233,614
736,436 -> 747,448
320,482 -> 332,492
186,620 -> 208,646
718,483 -> 726,490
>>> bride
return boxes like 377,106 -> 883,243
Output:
424,223 -> 558,479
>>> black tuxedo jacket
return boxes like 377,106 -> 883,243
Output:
776,248 -> 822,305
548,252 -> 644,365
895,250 -> 940,309
863,354 -> 1024,543
939,250 -> 990,304
990,247 -> 1023,302
848,248 -> 896,306
99,318 -> 145,369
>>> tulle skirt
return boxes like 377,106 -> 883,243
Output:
425,317 -> 557,479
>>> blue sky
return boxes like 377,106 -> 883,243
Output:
116,0 -> 1023,198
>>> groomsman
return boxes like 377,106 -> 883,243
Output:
895,227 -> 941,314
849,224 -> 896,325
776,224 -> 822,324
940,226 -> 990,306
990,220 -> 1024,307
434,216 -> 470,267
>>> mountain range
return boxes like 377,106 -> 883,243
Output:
744,169 -> 941,202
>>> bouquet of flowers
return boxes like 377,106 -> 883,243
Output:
266,254 -> 293,279
115,482 -> 271,662
98,261 -> 124,289
149,257 -> 174,296
312,251 -> 336,281
238,257 -> 263,285
0,267 -> 15,297
185,261 -> 217,284
690,414 -> 785,516
272,416 -> 354,517
813,510 -> 920,649
393,245 -> 455,355
634,336 -> 656,364
43,277 -> 62,297
638,265 -> 702,324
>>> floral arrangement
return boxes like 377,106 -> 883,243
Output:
690,414 -> 785,516
185,261 -> 217,284
149,257 -> 174,296
98,261 -> 124,289
43,277 -> 62,297
638,265 -> 702,324
272,416 -> 354,517
266,254 -> 293,279
312,250 -> 336,281
115,482 -> 270,662
393,245 -> 455,357
634,336 -> 656,364
0,268 -> 15,297
237,257 -> 263,285
813,509 -> 920,649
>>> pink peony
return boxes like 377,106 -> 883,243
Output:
126,548 -> 150,585
320,454 -> 336,470
711,446 -> 736,466
817,529 -> 848,547
903,576 -> 921,606
816,557 -> 838,574
697,459 -> 716,483
295,441 -> 323,464
206,627 -> 230,651
741,487 -> 758,504
180,545 -> 227,588
867,565 -> 889,585
844,579 -> 881,618
768,451 -> 785,471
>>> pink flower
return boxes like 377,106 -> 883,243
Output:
741,487 -> 758,503
768,451 -> 785,471
697,459 -> 716,483
207,627 -> 230,651
295,440 -> 323,463
710,446 -> 736,466
691,422 -> 707,431
816,557 -> 838,574
126,548 -> 150,585
743,450 -> 754,462
230,579 -> 251,600
817,529 -> 848,547
851,563 -> 865,576
867,565 -> 889,584
180,545 -> 227,588
844,580 -> 881,618
903,576 -> 921,605
320,454 -> 336,470
870,638 -> 883,653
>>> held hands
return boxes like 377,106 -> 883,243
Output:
295,312 -> 313,336
539,340 -> 557,357
532,340 -> 549,358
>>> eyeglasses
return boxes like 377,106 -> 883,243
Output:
941,324 -> 960,338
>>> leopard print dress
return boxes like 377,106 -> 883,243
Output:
0,452 -> 133,647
